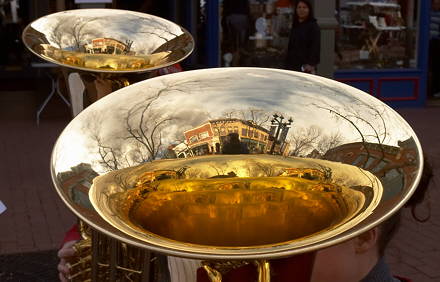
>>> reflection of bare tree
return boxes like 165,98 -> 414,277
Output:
289,126 -> 321,157
136,16 -> 180,41
220,108 -> 270,127
316,132 -> 343,156
312,100 -> 390,167
125,40 -> 133,53
124,95 -> 174,163
49,16 -> 99,50
95,134 -> 122,171
49,20 -> 64,49
66,17 -> 99,51
90,80 -> 201,172
289,126 -> 343,157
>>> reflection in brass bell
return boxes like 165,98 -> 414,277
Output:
91,153 -> 382,258
51,67 -> 423,281
127,170 -> 363,247
22,9 -> 194,73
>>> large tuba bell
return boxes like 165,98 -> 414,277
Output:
50,67 -> 423,281
22,8 -> 194,116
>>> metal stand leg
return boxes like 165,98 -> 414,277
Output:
36,71 -> 71,125
56,77 -> 71,107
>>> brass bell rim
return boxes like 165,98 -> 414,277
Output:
22,8 -> 195,74
86,153 -> 386,259
50,67 -> 424,260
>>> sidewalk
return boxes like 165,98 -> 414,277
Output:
386,107 -> 440,282
0,89 -> 439,281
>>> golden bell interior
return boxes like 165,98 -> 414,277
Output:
126,176 -> 360,246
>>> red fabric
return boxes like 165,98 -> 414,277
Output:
61,224 -> 81,246
275,0 -> 292,8
394,276 -> 412,282
197,252 -> 316,282
157,63 -> 183,76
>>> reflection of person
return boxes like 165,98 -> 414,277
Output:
285,0 -> 320,74
222,0 -> 250,53
221,132 -> 249,154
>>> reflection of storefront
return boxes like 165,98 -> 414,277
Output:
220,0 -> 293,68
201,0 -> 430,107
177,118 -> 290,157
85,38 -> 131,55
334,0 -> 430,107
182,118 -> 270,155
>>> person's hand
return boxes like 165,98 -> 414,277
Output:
57,240 -> 78,282
302,64 -> 316,74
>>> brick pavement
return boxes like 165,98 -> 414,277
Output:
385,107 -> 440,282
0,90 -> 76,255
0,89 -> 439,281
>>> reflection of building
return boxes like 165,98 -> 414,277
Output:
282,168 -> 327,181
168,142 -> 194,158
323,138 -> 418,198
57,163 -> 99,209
84,38 -> 131,55
177,118 -> 289,157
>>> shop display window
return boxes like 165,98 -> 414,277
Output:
220,0 -> 293,68
336,0 -> 419,70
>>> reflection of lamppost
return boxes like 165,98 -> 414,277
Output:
269,114 -> 293,154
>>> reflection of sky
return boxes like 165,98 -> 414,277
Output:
53,68 -> 417,174
31,9 -> 184,54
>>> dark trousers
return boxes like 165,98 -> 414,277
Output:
429,39 -> 440,95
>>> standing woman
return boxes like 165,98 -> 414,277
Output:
285,0 -> 321,74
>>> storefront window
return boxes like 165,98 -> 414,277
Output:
336,0 -> 419,70
220,0 -> 293,68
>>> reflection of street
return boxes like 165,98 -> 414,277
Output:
170,118 -> 290,158
324,138 -> 418,199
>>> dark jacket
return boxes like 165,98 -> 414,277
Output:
285,18 -> 321,71
361,258 -> 410,282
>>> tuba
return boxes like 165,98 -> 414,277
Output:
22,8 -> 194,116
22,8 -> 194,281
49,67 -> 423,281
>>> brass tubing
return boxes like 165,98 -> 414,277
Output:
91,229 -> 100,281
110,238 -> 118,280
140,251 -> 151,282
202,264 -> 223,282
254,260 -> 271,282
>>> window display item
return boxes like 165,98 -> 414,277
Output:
336,0 -> 417,70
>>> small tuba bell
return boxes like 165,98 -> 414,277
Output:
22,8 -> 194,116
